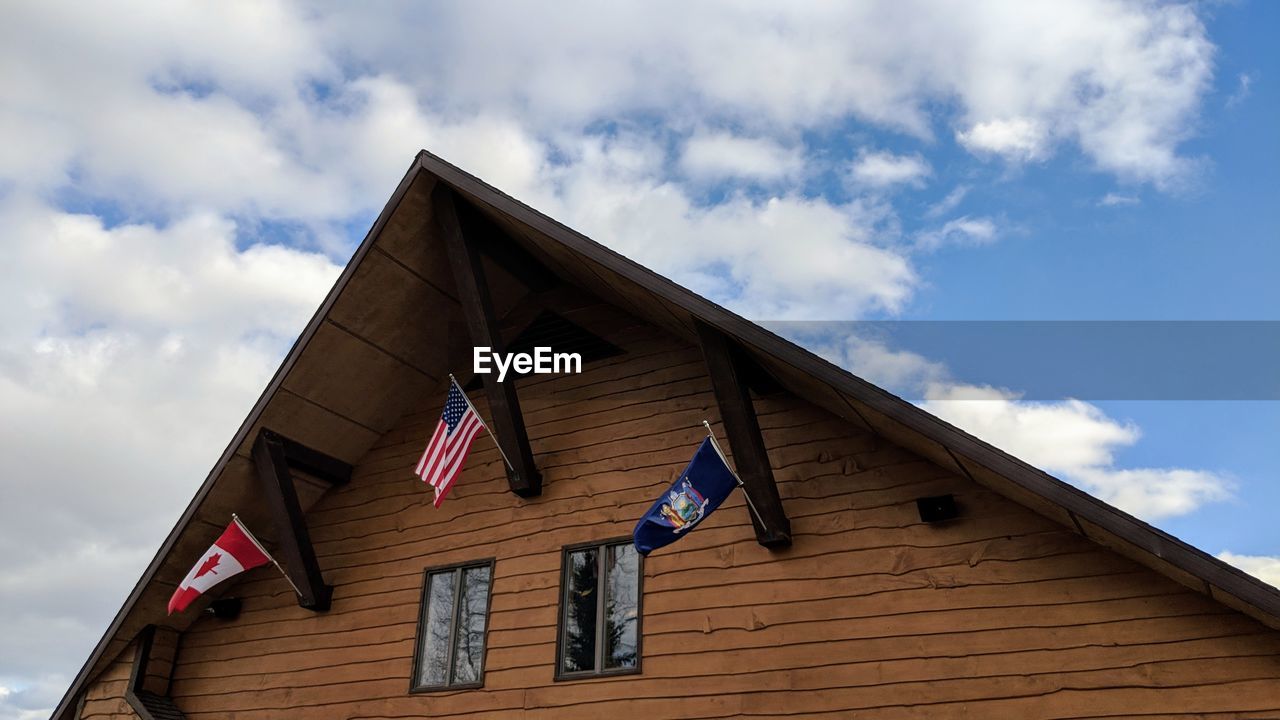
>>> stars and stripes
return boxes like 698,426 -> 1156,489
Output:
415,379 -> 487,507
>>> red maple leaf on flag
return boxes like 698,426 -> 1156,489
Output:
194,553 -> 222,579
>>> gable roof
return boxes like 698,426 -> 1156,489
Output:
51,150 -> 1280,719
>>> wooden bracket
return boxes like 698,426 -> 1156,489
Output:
126,624 -> 154,700
696,320 -> 792,549
434,185 -> 542,497
251,429 -> 344,610
275,433 -> 353,486
126,625 -> 186,720
455,199 -> 561,293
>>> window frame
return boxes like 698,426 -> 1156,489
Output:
409,558 -> 497,693
554,537 -> 644,681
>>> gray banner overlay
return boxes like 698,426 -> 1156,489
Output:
758,321 -> 1280,401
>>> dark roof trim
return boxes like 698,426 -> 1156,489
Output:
416,149 -> 1280,621
49,156 -> 427,720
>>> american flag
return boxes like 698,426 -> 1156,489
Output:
415,380 -> 487,507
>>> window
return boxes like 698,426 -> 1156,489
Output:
556,539 -> 642,679
411,560 -> 494,691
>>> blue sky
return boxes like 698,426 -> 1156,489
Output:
0,2 -> 1276,717
894,3 -> 1280,556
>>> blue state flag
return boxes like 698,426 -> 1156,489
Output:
633,437 -> 738,555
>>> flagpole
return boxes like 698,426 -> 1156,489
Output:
701,420 -> 767,528
450,374 -> 515,472
232,514 -> 304,600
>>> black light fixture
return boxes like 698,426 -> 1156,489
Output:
206,597 -> 243,620
916,494 -> 959,523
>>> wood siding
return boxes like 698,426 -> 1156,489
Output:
80,305 -> 1280,719
79,638 -> 139,719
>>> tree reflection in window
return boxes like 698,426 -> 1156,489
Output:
559,541 -> 641,677
413,561 -> 492,690
604,543 -> 639,669
452,564 -> 490,683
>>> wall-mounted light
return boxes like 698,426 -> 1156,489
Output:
916,494 -> 959,523
206,597 -> 242,620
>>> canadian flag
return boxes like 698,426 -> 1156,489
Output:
168,516 -> 271,615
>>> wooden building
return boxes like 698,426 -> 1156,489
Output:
54,152 -> 1280,719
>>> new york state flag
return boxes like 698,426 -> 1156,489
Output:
633,437 -> 738,555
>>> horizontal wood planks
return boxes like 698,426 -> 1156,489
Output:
81,309 -> 1280,719
79,640 -> 139,719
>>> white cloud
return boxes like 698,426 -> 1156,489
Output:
1099,192 -> 1141,207
1226,72 -> 1253,109
781,328 -> 950,397
0,675 -> 68,720
942,2 -> 1211,186
320,1 -> 1211,186
0,2 -> 349,215
956,117 -> 1048,161
539,137 -> 916,319
849,150 -> 931,189
915,216 -> 999,251
0,195 -> 341,690
1216,552 -> 1280,590
921,383 -> 1233,520
1070,466 -> 1233,520
0,1 -> 1214,214
680,132 -> 804,183
925,185 -> 970,218
923,384 -> 1139,470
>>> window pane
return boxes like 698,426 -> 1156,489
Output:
604,543 -> 639,670
451,565 -> 491,684
561,547 -> 599,673
417,569 -> 457,687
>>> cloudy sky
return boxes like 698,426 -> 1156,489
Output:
1,1 -> 1277,717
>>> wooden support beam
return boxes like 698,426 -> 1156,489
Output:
433,185 -> 542,497
456,199 -> 561,293
696,320 -> 792,548
126,625 -> 187,720
252,429 -> 333,610
278,434 -> 352,486
125,625 -> 157,720
127,624 -> 154,698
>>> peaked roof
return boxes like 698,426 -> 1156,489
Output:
51,150 -> 1280,719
